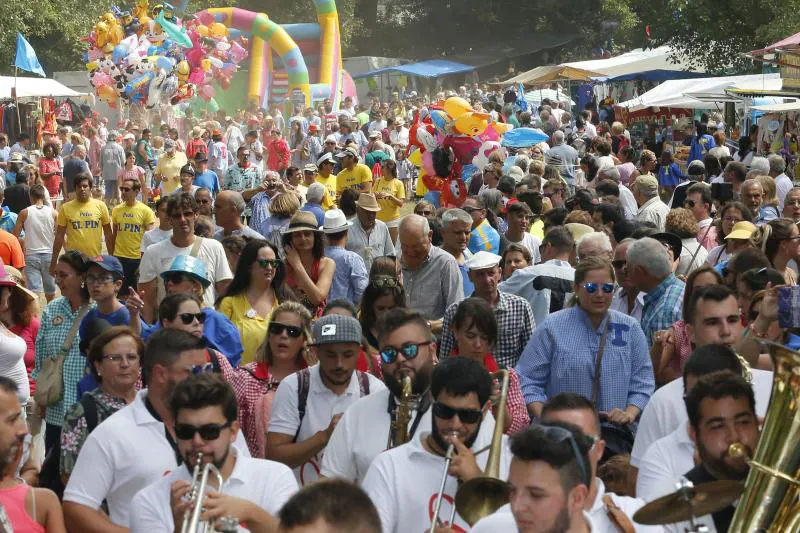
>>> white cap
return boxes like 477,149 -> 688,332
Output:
466,251 -> 502,271
325,134 -> 338,144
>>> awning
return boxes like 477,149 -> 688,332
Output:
498,65 -> 606,86
749,32 -> 800,57
564,46 -> 705,77
593,69 -> 707,82
350,60 -> 475,80
751,101 -> 800,112
524,89 -> 574,106
0,76 -> 86,99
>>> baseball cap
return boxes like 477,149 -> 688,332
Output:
324,135 -> 338,144
194,152 -> 208,162
180,164 -> 196,176
633,174 -> 659,197
336,146 -> 359,159
311,314 -> 362,346
687,160 -> 706,176
86,255 -> 124,278
123,133 -> 136,141
164,138 -> 176,151
303,164 -> 318,173
317,152 -> 336,167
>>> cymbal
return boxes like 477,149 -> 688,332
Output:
634,480 -> 744,526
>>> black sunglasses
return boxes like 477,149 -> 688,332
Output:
380,341 -> 431,364
537,424 -> 591,487
174,421 -> 232,441
269,322 -> 303,338
432,402 -> 482,424
178,312 -> 206,325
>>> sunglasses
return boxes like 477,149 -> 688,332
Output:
371,276 -> 400,289
432,402 -> 482,424
582,282 -> 615,294
380,341 -> 431,364
187,362 -> 215,375
463,206 -> 483,214
268,322 -> 303,338
174,421 -> 232,441
258,258 -> 282,269
537,424 -> 591,487
178,312 -> 206,325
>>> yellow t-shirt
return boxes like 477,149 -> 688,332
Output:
111,201 -> 156,259
315,174 -> 337,210
155,152 -> 188,193
335,163 -> 373,194
56,199 -> 111,257
374,177 -> 405,222
529,218 -> 545,240
218,292 -> 278,365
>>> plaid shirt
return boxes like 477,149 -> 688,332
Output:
230,362 -> 283,457
641,274 -> 685,347
439,291 -> 535,368
34,297 -> 96,427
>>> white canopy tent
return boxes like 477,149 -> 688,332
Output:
617,73 -> 782,111
524,88 -> 574,106
0,76 -> 86,99
563,46 -> 702,77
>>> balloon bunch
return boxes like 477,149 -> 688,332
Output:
83,0 -> 248,109
406,96 -> 513,207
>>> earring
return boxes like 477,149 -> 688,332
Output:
81,281 -> 85,288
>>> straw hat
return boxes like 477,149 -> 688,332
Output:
356,193 -> 381,212
284,211 -> 322,234
0,262 -> 36,301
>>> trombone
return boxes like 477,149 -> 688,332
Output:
181,453 -> 239,533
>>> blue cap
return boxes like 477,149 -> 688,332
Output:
87,255 -> 124,278
160,255 -> 211,288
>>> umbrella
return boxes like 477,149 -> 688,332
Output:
501,128 -> 550,149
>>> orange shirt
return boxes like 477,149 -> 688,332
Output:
0,230 -> 24,269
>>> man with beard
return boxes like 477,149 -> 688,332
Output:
63,330 -> 251,531
266,315 -> 385,487
320,308 -> 435,483
130,374 -> 298,532
663,370 -> 759,533
0,377 -> 65,531
362,357 -> 511,533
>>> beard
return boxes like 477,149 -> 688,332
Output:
537,504 -> 571,533
430,415 -> 482,453
384,365 -> 431,398
697,439 -> 751,481
183,446 -> 230,474
0,437 -> 23,477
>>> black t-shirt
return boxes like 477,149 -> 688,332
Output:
684,464 -> 735,533
3,184 -> 30,214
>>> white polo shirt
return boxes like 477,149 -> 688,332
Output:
320,387 -> 433,484
471,505 -> 602,532
361,413 -> 510,533
268,364 -> 385,486
630,369 -> 773,469
63,390 -> 251,527
130,451 -> 298,533
636,421 -> 695,502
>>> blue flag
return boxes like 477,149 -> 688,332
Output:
15,33 -> 46,77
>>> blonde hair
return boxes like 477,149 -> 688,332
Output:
257,301 -> 313,365
269,192 -> 302,218
611,122 -> 625,135
665,207 -> 698,239
529,159 -> 545,177
755,175 -> 778,206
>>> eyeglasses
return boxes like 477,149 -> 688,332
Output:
611,260 -> 627,270
102,353 -> 140,364
268,322 -> 303,338
786,199 -> 800,207
463,206 -> 483,214
174,421 -> 232,441
187,362 -> 215,375
178,312 -> 206,325
380,341 -> 431,364
683,199 -> 695,208
537,424 -> 591,487
371,276 -> 400,289
85,274 -> 115,285
432,402 -> 482,424
582,282 -> 615,294
258,258 -> 282,269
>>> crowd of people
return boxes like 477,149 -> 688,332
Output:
0,86 -> 794,533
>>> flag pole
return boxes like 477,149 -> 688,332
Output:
13,66 -> 21,138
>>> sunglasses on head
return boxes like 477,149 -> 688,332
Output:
380,341 -> 431,364
538,424 -> 591,485
187,362 -> 215,375
268,322 -> 303,338
174,421 -> 232,441
432,402 -> 482,424
371,275 -> 399,289
178,312 -> 206,325
582,282 -> 615,294
258,258 -> 281,269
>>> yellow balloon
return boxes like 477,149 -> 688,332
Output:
408,149 -> 422,167
176,60 -> 190,81
208,22 -> 227,39
196,25 -> 209,37
201,59 -> 212,72
443,96 -> 472,119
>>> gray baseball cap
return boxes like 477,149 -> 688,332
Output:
311,315 -> 362,346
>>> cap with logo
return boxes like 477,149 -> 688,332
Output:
87,254 -> 125,278
311,314 -> 362,346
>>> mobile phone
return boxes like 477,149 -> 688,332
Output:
711,182 -> 733,203
778,286 -> 800,329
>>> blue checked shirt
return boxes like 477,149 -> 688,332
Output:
641,274 -> 685,347
325,246 -> 369,304
516,306 -> 654,414
34,297 -> 96,427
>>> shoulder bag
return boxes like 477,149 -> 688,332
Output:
34,305 -> 90,407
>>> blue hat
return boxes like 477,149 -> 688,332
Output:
87,255 -> 124,278
160,255 -> 211,288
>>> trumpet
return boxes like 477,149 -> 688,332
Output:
181,453 -> 238,533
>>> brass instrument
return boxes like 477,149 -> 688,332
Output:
455,369 -> 511,526
726,341 -> 800,533
430,440 -> 458,530
181,453 -> 238,533
387,375 -> 414,449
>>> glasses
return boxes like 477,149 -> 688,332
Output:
380,341 -> 431,364
432,402 -> 482,424
371,276 -> 399,289
102,353 -> 140,364
683,199 -> 695,208
170,210 -> 196,220
178,312 -> 206,325
537,424 -> 591,486
786,199 -> 800,207
174,421 -> 232,441
268,322 -> 303,338
85,274 -> 115,285
582,282 -> 615,294
187,362 -> 215,375
239,152 -> 250,158
258,258 -> 282,269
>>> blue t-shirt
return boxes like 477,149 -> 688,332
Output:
300,203 -> 325,227
194,170 -> 220,195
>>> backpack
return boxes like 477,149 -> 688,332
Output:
292,368 -> 371,442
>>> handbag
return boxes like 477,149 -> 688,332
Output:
34,305 -> 89,407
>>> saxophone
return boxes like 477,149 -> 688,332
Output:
387,375 -> 414,449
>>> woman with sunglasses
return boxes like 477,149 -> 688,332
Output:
218,240 -> 295,365
450,297 -> 529,435
60,326 -> 142,484
707,201 -> 753,266
750,218 -> 800,285
232,301 -> 312,457
282,211 -> 335,317
358,258 -> 405,354
517,256 -> 654,426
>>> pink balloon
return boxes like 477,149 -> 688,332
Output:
479,123 -> 501,142
422,151 -> 434,176
91,72 -> 114,88
196,12 -> 214,25
199,84 -> 215,101
444,135 -> 481,165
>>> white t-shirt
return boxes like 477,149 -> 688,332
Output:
140,227 -> 172,252
22,204 -> 55,254
130,452 -> 298,533
635,421 -> 695,502
138,236 -> 232,307
268,364 -> 385,486
619,184 -> 638,220
630,370 -> 772,469
63,390 -> 251,527
361,414 -> 511,533
320,387 -> 433,484
504,232 -> 542,264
